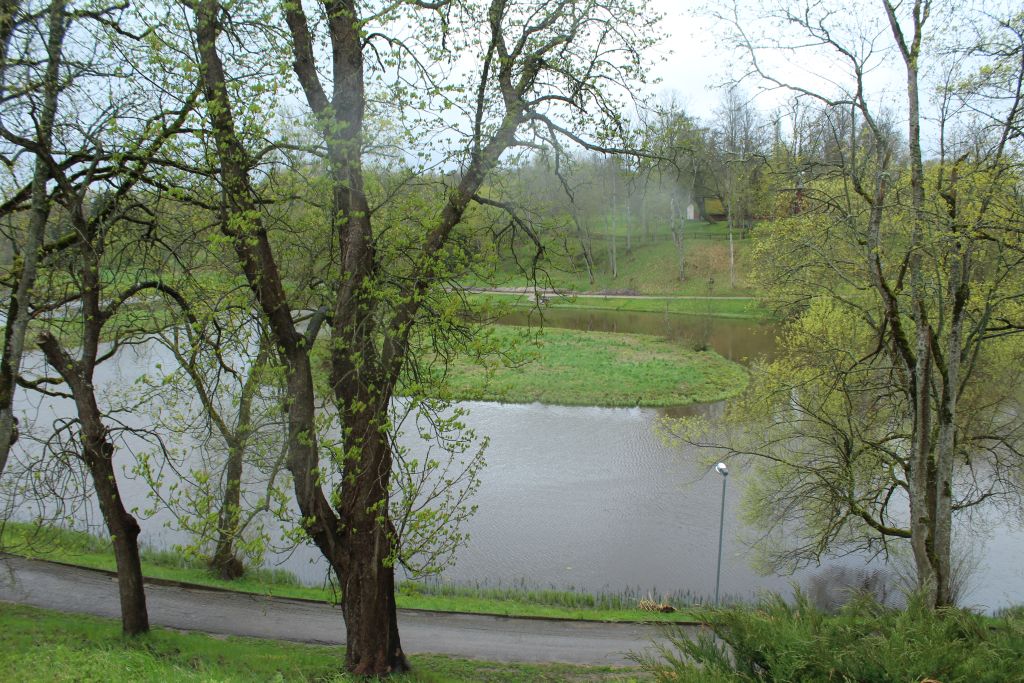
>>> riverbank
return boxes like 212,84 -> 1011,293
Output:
0,603 -> 644,681
471,289 -> 769,320
467,230 -> 759,299
442,326 -> 748,407
0,523 -> 694,624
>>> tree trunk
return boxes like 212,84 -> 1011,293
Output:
607,179 -> 618,278
344,569 -> 407,675
607,221 -> 617,278
39,332 -> 150,635
340,532 -> 406,674
575,217 -> 595,284
89,451 -> 149,635
641,193 -> 649,243
884,0 -> 948,607
726,161 -> 737,289
908,332 -> 938,605
210,439 -> 245,580
208,348 -> 264,581
931,241 -> 970,607
670,195 -> 685,281
729,228 -> 735,289
338,433 -> 408,674
625,198 -> 632,255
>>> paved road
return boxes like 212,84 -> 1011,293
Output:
0,555 -> 684,666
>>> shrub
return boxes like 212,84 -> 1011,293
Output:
631,591 -> 1024,682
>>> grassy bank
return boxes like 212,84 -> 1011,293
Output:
473,290 -> 768,319
0,603 -> 645,682
444,326 -> 747,407
469,232 -> 758,298
1,522 -> 694,624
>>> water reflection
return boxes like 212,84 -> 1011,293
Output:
498,308 -> 778,363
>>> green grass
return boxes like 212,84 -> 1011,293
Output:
0,521 -> 695,624
472,291 -> 769,320
443,326 -> 748,407
0,603 -> 647,682
468,234 -> 759,298
400,581 -> 699,623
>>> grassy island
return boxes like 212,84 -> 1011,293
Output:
443,326 -> 748,407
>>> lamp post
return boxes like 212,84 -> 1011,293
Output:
714,462 -> 729,605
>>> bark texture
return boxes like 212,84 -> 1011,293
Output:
38,332 -> 149,635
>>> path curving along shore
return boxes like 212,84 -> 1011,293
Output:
0,554 -> 693,666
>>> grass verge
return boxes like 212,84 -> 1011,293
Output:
443,326 -> 748,407
467,233 -> 759,298
469,291 -> 769,320
0,602 -> 647,682
0,522 -> 695,624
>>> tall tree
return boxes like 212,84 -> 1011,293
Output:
712,87 -> 767,288
0,0 -> 65,476
0,0 -> 197,633
685,0 -> 1024,608
188,0 -> 658,673
32,171 -> 195,636
639,99 -> 713,281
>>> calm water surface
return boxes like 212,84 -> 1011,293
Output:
498,307 -> 778,362
8,310 -> 1023,610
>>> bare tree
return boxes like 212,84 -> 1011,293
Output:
712,87 -> 767,288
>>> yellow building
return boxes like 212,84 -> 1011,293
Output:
703,197 -> 726,221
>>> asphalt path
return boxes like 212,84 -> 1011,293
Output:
0,555 -> 686,666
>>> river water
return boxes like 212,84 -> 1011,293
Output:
7,310 -> 1024,611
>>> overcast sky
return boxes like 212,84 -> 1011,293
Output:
647,0 -> 746,119
645,0 -> 904,121
645,0 -> 910,128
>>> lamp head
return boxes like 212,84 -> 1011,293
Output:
715,462 -> 729,477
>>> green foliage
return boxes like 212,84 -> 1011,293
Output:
633,592 -> 1024,682
387,399 -> 487,578
701,206 -> 1024,573
727,299 -> 906,572
127,306 -> 291,578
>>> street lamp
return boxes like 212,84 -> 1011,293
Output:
714,462 -> 729,605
